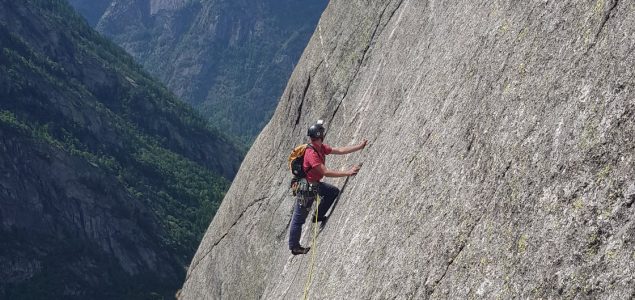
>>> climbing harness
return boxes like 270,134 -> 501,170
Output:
303,194 -> 320,300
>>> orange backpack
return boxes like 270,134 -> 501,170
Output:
288,144 -> 314,178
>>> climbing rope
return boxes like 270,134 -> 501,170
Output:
302,194 -> 320,300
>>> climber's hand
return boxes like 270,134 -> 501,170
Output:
358,139 -> 368,150
348,164 -> 361,176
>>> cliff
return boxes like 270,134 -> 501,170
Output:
0,0 -> 242,298
180,0 -> 635,299
69,0 -> 328,142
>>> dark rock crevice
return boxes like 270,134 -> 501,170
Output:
426,216 -> 482,297
294,75 -> 311,127
289,60 -> 323,131
586,0 -> 620,53
185,196 -> 267,278
329,0 -> 406,124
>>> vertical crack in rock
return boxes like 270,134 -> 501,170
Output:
294,75 -> 312,127
586,0 -> 619,53
329,0 -> 406,124
286,60 -> 323,128
370,0 -> 407,61
325,29 -> 345,60
285,92 -> 294,125
281,257 -> 306,300
426,161 -> 512,296
391,95 -> 405,116
491,50 -> 514,89
185,197 -> 268,280
501,160 -> 513,179
312,60 -> 325,77
269,194 -> 292,241
427,216 -> 482,297
275,218 -> 292,241
626,195 -> 635,208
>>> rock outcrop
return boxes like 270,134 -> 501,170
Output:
180,0 -> 635,299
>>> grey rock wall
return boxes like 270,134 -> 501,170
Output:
180,0 -> 635,299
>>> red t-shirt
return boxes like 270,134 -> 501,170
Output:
303,143 -> 332,183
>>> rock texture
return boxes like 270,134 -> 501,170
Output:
69,0 -> 328,142
180,0 -> 635,299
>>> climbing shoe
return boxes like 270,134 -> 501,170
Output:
291,246 -> 310,255
311,215 -> 328,223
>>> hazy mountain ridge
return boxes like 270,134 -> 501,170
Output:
69,0 -> 328,142
0,0 -> 242,298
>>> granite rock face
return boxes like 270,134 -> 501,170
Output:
181,0 -> 635,299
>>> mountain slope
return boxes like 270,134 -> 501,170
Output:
0,0 -> 243,298
180,0 -> 635,299
66,0 -> 111,26
69,0 -> 328,142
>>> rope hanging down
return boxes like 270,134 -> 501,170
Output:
302,194 -> 320,300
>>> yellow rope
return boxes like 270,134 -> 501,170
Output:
302,194 -> 320,300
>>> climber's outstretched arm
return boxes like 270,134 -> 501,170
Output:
314,163 -> 360,178
331,139 -> 367,155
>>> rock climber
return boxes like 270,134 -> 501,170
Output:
289,120 -> 367,255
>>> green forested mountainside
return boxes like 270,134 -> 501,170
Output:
69,0 -> 328,143
0,0 -> 243,298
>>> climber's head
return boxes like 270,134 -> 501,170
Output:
307,120 -> 326,143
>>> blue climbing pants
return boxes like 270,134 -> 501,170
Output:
288,182 -> 340,250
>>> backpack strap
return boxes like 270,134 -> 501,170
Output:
304,144 -> 315,173
303,143 -> 325,174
